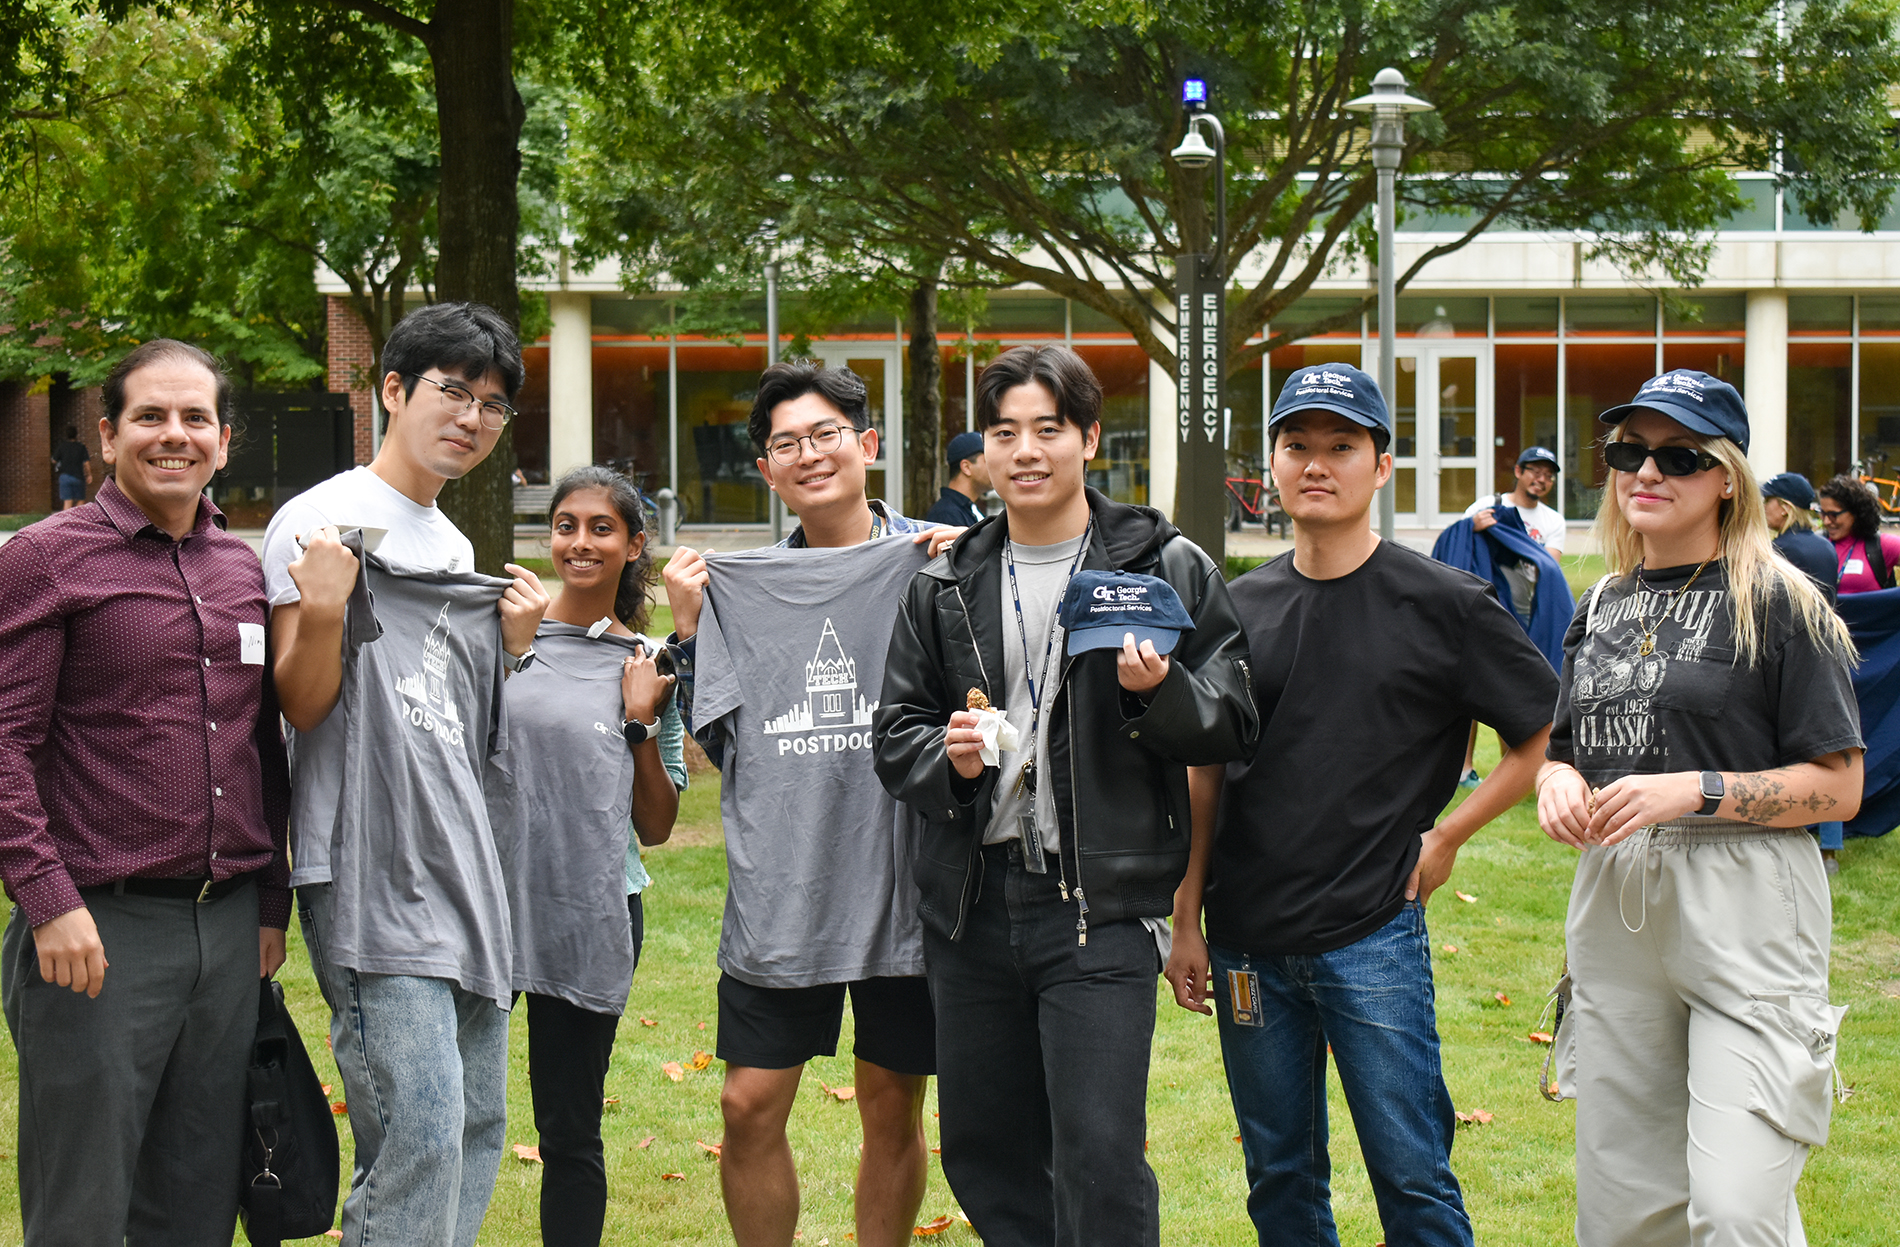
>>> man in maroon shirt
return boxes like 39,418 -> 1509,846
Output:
0,339 -> 290,1245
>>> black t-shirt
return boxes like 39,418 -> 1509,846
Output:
1772,529 -> 1838,604
53,440 -> 88,478
1549,562 -> 1861,788
1204,541 -> 1560,957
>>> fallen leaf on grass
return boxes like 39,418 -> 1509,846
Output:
1233,1135 -> 1242,1143
660,1172 -> 685,1181
686,1050 -> 714,1072
1455,891 -> 1478,904
698,1021 -> 708,1030
602,1096 -> 620,1109
639,1017 -> 658,1027
1493,992 -> 1512,1006
326,1231 -> 343,1240
321,1083 -> 332,1095
914,1215 -> 956,1236
820,1082 -> 857,1102
331,1101 -> 348,1116
1442,944 -> 1458,954
930,1146 -> 941,1154
1454,1110 -> 1494,1127
661,1061 -> 684,1082
513,1143 -> 543,1163
637,1135 -> 657,1149
696,1139 -> 723,1160
1528,1031 -> 1555,1045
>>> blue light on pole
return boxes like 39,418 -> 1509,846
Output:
1183,78 -> 1208,109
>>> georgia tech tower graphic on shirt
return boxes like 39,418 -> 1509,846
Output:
762,617 -> 878,734
393,601 -> 465,731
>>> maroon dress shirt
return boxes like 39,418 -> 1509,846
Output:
0,478 -> 290,929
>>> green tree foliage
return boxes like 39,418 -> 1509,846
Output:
571,0 -> 1900,380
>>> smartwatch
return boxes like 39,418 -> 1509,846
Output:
501,646 -> 537,676
622,714 -> 660,746
1697,770 -> 1725,817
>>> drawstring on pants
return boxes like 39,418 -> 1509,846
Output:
1617,824 -> 1660,934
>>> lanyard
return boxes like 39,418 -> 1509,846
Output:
1004,519 -> 1093,721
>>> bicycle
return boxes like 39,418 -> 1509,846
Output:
1854,456 -> 1900,523
1223,474 -> 1288,536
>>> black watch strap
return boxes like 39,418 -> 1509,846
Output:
1697,770 -> 1725,817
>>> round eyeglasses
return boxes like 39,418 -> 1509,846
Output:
765,423 -> 859,465
408,373 -> 516,430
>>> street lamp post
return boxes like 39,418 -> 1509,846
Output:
765,224 -> 785,541
1170,78 -> 1228,563
1345,68 -> 1433,541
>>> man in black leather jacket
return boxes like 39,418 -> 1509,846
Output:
874,345 -> 1256,1246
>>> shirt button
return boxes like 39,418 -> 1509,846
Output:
203,657 -> 211,667
214,787 -> 223,796
1129,730 -> 1140,739
211,851 -> 219,860
209,722 -> 218,731
195,595 -> 203,604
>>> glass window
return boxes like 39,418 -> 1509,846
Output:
1493,345 -> 1559,496
1227,353 -> 1266,485
1723,179 -> 1778,230
1393,297 -> 1488,338
1859,295 -> 1900,336
591,298 -> 670,338
1664,294 -> 1745,335
1074,344 -> 1150,505
1565,297 -> 1657,336
677,346 -> 768,524
1564,344 -> 1657,519
593,346 -> 670,497
1859,343 -> 1900,471
978,297 -> 1066,338
1394,355 -> 1418,460
1071,300 -> 1143,338
513,346 -> 551,483
1789,296 -> 1853,335
1788,343 -> 1851,490
1269,297 -> 1363,342
1661,343 -> 1743,392
1495,297 -> 1559,336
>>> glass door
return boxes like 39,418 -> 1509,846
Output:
811,344 -> 903,516
1377,345 -> 1490,525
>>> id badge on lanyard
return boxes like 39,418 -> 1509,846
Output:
1004,521 -> 1091,876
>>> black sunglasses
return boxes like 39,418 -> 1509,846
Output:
1603,441 -> 1722,477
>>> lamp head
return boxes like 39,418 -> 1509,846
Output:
1344,66 -> 1435,118
1171,117 -> 1217,169
1182,78 -> 1208,111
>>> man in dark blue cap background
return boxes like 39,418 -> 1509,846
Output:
1467,445 -> 1566,561
923,430 -> 990,527
1761,472 -> 1836,602
1165,362 -> 1556,1247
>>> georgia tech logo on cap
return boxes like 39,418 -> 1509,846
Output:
1091,583 -> 1150,604
1318,371 -> 1353,387
1643,372 -> 1707,402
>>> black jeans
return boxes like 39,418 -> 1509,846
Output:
924,842 -> 1161,1247
526,893 -> 643,1247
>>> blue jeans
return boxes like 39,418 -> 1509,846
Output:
300,885 -> 510,1247
1211,902 -> 1472,1247
1813,821 -> 1844,851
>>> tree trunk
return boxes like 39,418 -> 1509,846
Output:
904,271 -> 943,520
426,0 -> 524,575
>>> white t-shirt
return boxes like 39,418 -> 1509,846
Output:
261,466 -> 476,886
1464,493 -> 1566,552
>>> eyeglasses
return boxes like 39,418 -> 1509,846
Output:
408,374 -> 516,430
1819,507 -> 1847,521
1602,441 -> 1722,477
765,423 -> 859,465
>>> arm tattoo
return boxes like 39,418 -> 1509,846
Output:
1727,767 -> 1839,824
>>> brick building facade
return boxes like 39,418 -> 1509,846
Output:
326,296 -> 378,465
1,378 -> 104,514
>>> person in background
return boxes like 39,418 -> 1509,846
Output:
489,466 -> 685,1247
51,425 -> 91,509
0,340 -> 290,1244
1763,473 -> 1836,602
924,430 -> 990,527
1819,474 -> 1899,594
1539,371 -> 1860,1247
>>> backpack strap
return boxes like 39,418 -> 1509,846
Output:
1870,532 -> 1896,591
1585,574 -> 1614,633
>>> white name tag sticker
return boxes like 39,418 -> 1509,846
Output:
1845,559 -> 1866,576
239,621 -> 266,665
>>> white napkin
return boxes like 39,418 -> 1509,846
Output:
972,707 -> 1022,767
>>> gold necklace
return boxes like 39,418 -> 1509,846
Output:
1632,556 -> 1714,656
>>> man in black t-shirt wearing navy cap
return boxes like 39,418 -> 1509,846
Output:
1165,362 -> 1558,1247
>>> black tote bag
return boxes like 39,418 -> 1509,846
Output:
240,978 -> 340,1246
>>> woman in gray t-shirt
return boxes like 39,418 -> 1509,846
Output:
1537,373 -> 1861,1247
487,467 -> 685,1247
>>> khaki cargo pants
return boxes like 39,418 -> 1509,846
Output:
1562,822 -> 1845,1247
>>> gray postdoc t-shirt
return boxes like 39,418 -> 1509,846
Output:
328,557 -> 513,1007
984,534 -> 1088,851
488,623 -> 659,1015
692,538 -> 930,988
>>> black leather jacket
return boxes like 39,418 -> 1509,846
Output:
873,489 -> 1258,943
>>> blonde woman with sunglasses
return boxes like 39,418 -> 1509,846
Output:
1536,370 -> 1862,1247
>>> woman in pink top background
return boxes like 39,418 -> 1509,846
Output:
1819,475 -> 1900,594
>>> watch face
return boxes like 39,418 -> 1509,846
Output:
622,719 -> 649,746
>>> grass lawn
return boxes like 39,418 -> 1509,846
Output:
2,547 -> 1894,1243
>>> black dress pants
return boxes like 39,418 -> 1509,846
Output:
526,892 -> 644,1247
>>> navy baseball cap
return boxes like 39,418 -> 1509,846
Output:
1059,570 -> 1196,656
1762,472 -> 1818,511
946,430 -> 984,470
1268,363 -> 1391,436
1597,370 -> 1750,453
1517,446 -> 1560,472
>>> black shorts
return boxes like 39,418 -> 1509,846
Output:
715,973 -> 936,1076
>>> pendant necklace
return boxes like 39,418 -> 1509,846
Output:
1631,555 -> 1714,657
